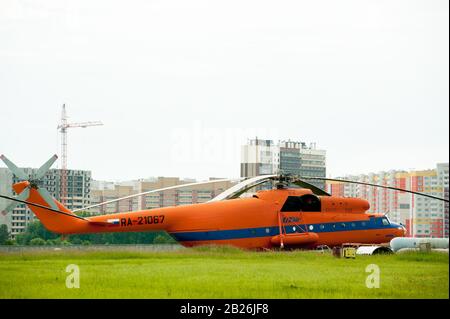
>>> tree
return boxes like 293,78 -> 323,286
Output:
16,220 -> 178,245
60,240 -> 72,246
4,239 -> 16,245
71,238 -> 82,245
29,237 -> 46,245
15,220 -> 58,245
0,225 -> 9,244
153,234 -> 177,244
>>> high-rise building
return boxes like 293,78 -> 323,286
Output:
327,163 -> 449,238
240,138 -> 327,190
240,139 -> 279,177
279,141 -> 326,190
0,168 -> 92,238
89,177 -> 238,214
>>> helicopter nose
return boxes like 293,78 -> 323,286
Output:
394,223 -> 407,237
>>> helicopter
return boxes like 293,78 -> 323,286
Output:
1,154 -> 448,249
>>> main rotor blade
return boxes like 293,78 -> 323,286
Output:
2,187 -> 31,213
35,155 -> 58,180
37,188 -> 59,210
300,176 -> 449,203
292,179 -> 331,196
73,178 -> 241,212
209,175 -> 277,202
0,194 -> 87,221
228,178 -> 275,200
0,155 -> 28,180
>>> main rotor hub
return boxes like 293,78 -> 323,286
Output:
274,173 -> 293,189
29,180 -> 41,189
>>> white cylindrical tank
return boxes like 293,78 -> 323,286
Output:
390,237 -> 449,252
356,246 -> 392,255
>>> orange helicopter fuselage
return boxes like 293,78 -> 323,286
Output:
18,182 -> 406,249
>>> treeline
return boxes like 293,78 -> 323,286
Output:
0,221 -> 177,246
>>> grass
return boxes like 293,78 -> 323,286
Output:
0,246 -> 448,299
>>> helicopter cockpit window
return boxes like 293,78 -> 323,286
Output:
381,217 -> 390,226
281,194 -> 321,212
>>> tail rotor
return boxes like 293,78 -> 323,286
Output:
0,154 -> 59,215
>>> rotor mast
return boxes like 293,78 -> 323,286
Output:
57,104 -> 103,205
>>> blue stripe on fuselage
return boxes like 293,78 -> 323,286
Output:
169,217 -> 399,242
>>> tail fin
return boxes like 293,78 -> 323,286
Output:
13,182 -> 89,234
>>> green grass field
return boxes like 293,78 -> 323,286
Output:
0,246 -> 448,299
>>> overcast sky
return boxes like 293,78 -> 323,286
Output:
0,0 -> 448,181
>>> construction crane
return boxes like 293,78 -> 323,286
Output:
57,104 -> 103,205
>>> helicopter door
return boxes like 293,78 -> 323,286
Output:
279,196 -> 306,237
275,208 -> 313,248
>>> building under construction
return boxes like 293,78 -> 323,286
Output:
0,104 -> 102,238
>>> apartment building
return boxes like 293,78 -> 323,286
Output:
327,163 -> 449,238
89,177 -> 238,214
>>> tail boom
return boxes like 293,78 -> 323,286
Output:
22,185 -> 170,235
24,186 -> 88,234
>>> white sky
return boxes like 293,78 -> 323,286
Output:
0,0 -> 448,181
